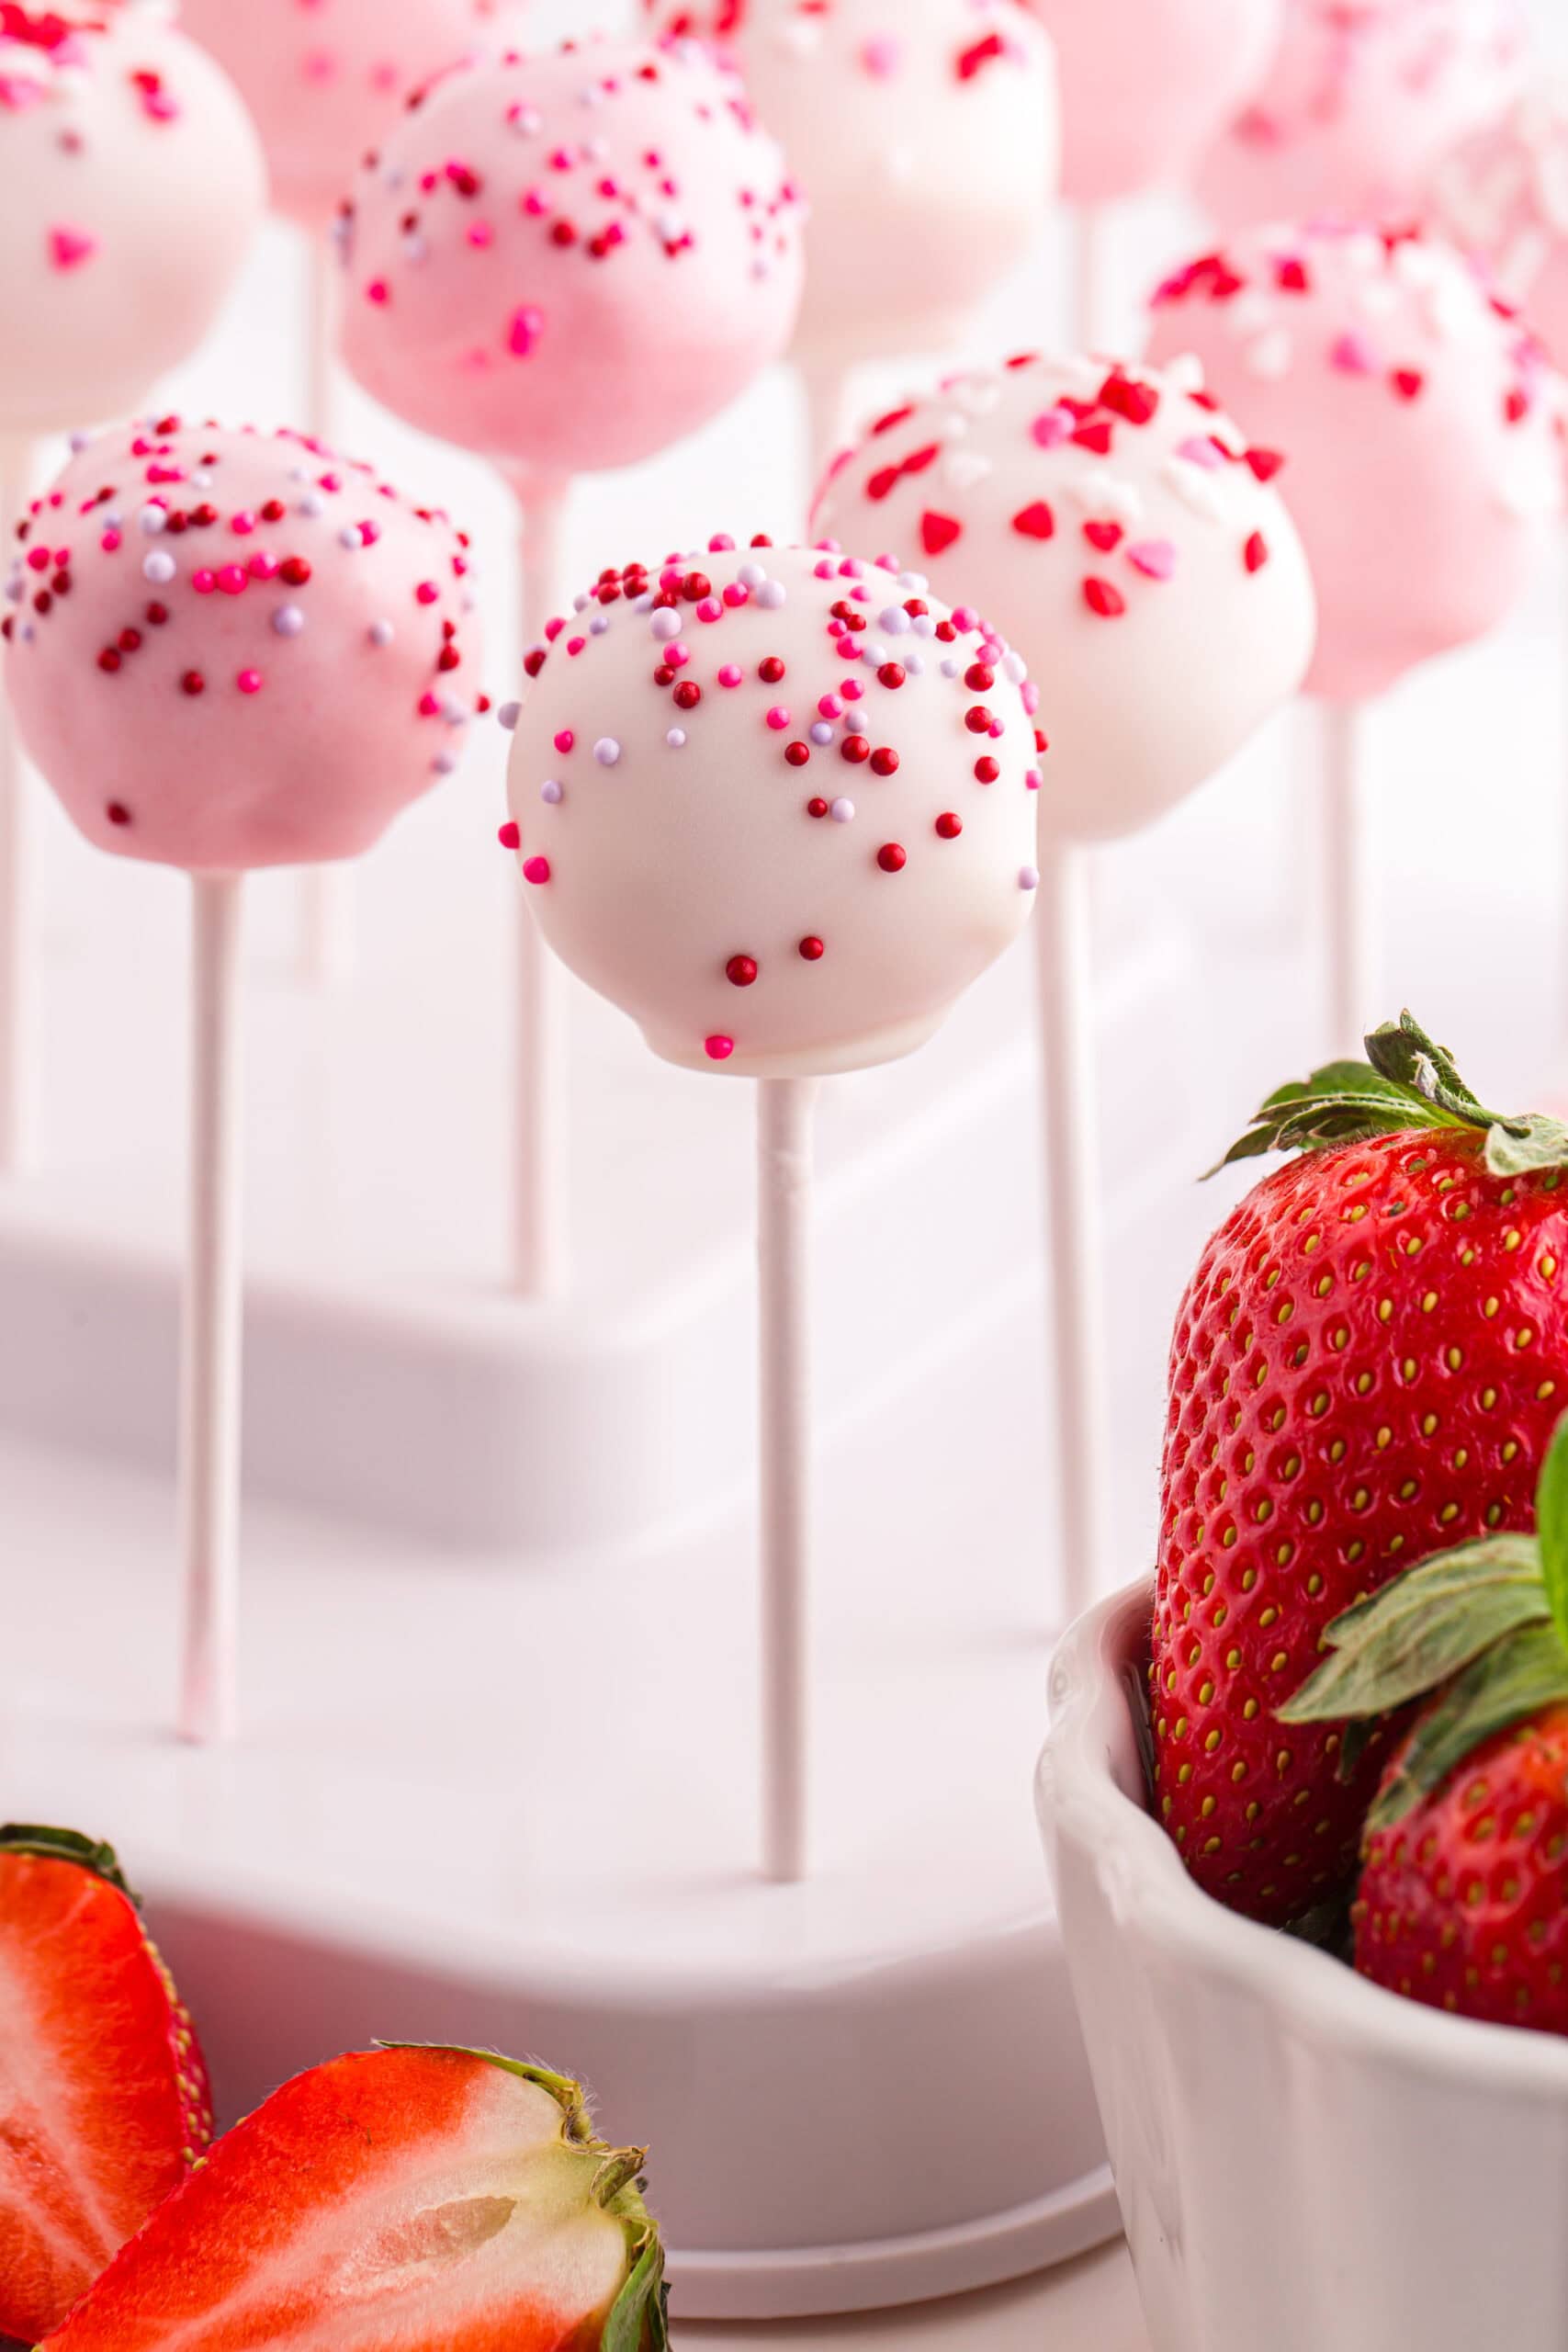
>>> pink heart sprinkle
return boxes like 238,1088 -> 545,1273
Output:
508,304 -> 546,358
861,35 -> 901,75
1331,331 -> 1377,376
1030,408 -> 1072,449
48,224 -> 97,273
1175,434 -> 1224,469
1128,539 -> 1178,581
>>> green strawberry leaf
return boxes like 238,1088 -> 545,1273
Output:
1536,1413 -> 1568,1655
1280,1538 -> 1550,1724
0,1825 -> 135,1903
603,2226 -> 670,2352
1209,1009 -> 1568,1181
1368,1622 -> 1568,1829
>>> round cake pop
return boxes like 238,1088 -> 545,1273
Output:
177,0 -> 509,232
339,33 -> 806,475
1021,0 -> 1284,205
0,5 -> 265,435
1145,222 -> 1562,703
504,539 -> 1042,1076
642,1 -> 1057,368
3,417 -> 486,868
1429,82 -> 1568,366
1194,0 -> 1527,240
813,353 -> 1317,839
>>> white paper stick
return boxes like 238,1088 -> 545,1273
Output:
798,358 -> 858,501
0,435 -> 38,1172
297,235 -> 357,987
758,1073 -> 815,1884
1073,205 -> 1111,354
1035,835 -> 1111,1627
179,872 -> 246,1747
1322,699 -> 1373,1062
511,472 -> 571,1298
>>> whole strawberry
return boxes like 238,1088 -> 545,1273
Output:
0,1825 -> 211,2342
1286,1412 -> 1568,2030
1155,1013 -> 1568,1925
42,2042 -> 667,2352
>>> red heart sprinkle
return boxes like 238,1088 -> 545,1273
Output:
1083,520 -> 1123,553
921,511 -> 963,555
1011,501 -> 1055,540
1083,578 -> 1126,618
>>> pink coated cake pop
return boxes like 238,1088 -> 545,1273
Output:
0,4 -> 265,435
1429,83 -> 1568,367
642,1 -> 1057,368
503,538 -> 1042,1076
1145,222 -> 1562,703
813,353 -> 1317,840
177,0 -> 512,232
1194,0 -> 1527,239
1021,0 -> 1284,206
338,33 -> 806,474
2,417 -> 486,868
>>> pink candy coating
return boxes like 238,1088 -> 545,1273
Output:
505,542 -> 1039,1078
0,6 -> 265,435
1145,223 -> 1563,704
644,0 -> 1057,367
339,35 -> 805,473
4,419 -> 486,871
178,0 -> 507,232
1194,0 -> 1527,239
1025,0 -> 1283,203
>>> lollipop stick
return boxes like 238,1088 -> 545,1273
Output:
799,358 -> 858,501
758,1074 -> 815,1883
511,472 -> 571,1297
1035,836 -> 1111,1626
296,235 -> 356,987
1073,206 -> 1111,353
179,872 -> 246,1747
1322,700 -> 1373,1061
0,435 -> 37,1171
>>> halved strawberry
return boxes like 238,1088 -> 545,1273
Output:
42,2044 -> 668,2350
0,1825 -> 211,2342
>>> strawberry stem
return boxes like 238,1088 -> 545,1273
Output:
0,1825 -> 135,1901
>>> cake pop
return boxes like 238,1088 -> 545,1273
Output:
0,3 -> 265,1168
506,537 -> 1040,1874
1195,0 -> 1527,241
1429,82 -> 1568,365
341,32 -> 807,1294
1146,220 -> 1562,1048
814,353 -> 1316,1613
176,0 -> 509,232
4,417 -> 486,1744
641,1 -> 1059,466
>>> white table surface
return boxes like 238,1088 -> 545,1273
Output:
683,2243 -> 1148,2348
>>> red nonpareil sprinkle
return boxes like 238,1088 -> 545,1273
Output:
870,747 -> 898,776
920,510 -> 962,555
877,842 -> 908,873
798,936 -> 825,961
840,734 -> 870,763
759,656 -> 785,684
935,812 -> 962,839
279,557 -> 312,587
1083,579 -> 1126,619
523,855 -> 550,885
1391,369 -> 1425,401
705,1035 -> 735,1061
785,741 -> 810,766
1012,501 -> 1055,541
807,797 -> 829,819
877,662 -> 905,689
498,820 -> 521,850
181,671 -> 207,695
106,801 -> 131,826
975,756 -> 999,783
1275,256 -> 1311,293
726,955 -> 759,988
96,648 -> 121,673
1244,531 -> 1269,575
965,664 -> 994,691
673,680 -> 702,709
1505,387 -> 1530,425
964,705 -> 994,733
415,581 -> 440,605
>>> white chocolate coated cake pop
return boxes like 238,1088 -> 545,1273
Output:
1430,82 -> 1568,367
339,33 -> 805,474
4,417 -> 486,869
504,540 -> 1042,1076
642,1 -> 1057,368
814,354 -> 1317,841
1146,223 -> 1563,703
177,0 -> 511,232
0,4 -> 265,435
1195,0 -> 1527,238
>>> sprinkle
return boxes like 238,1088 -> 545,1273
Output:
877,842 -> 908,873
554,729 -> 575,752
1127,539 -> 1178,581
726,955 -> 759,987
1391,368 -> 1425,401
593,738 -> 621,766
1012,500 -> 1055,540
541,779 -> 563,804
498,701 -> 522,731
272,605 -> 305,637
765,705 -> 790,729
523,855 -> 551,885
1083,579 -> 1126,618
799,936 -> 825,961
705,1035 -> 735,1062
666,728 -> 687,748
1020,865 -> 1041,891
920,511 -> 962,555
142,550 -> 176,584
1331,331 -> 1377,377
499,821 -> 522,849
1244,531 -> 1269,574
415,582 -> 440,605
935,812 -> 962,839
48,224 -> 97,273
237,670 -> 264,695
829,797 -> 855,822
718,663 -> 743,687
1031,408 -> 1072,448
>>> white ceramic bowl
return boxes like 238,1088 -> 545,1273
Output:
1039,1578 -> 1568,2352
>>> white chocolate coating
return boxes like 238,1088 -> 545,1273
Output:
339,34 -> 805,476
1145,222 -> 1563,704
0,5 -> 265,435
813,355 -> 1317,842
1429,82 -> 1568,368
504,541 -> 1041,1077
642,1 -> 1058,369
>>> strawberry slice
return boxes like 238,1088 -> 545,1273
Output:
0,1825 -> 211,2343
42,2045 -> 669,2351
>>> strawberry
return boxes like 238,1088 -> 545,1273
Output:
1155,1013 -> 1568,1925
1286,1412 -> 1568,2031
0,1825 -> 211,2343
41,2043 -> 668,2351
